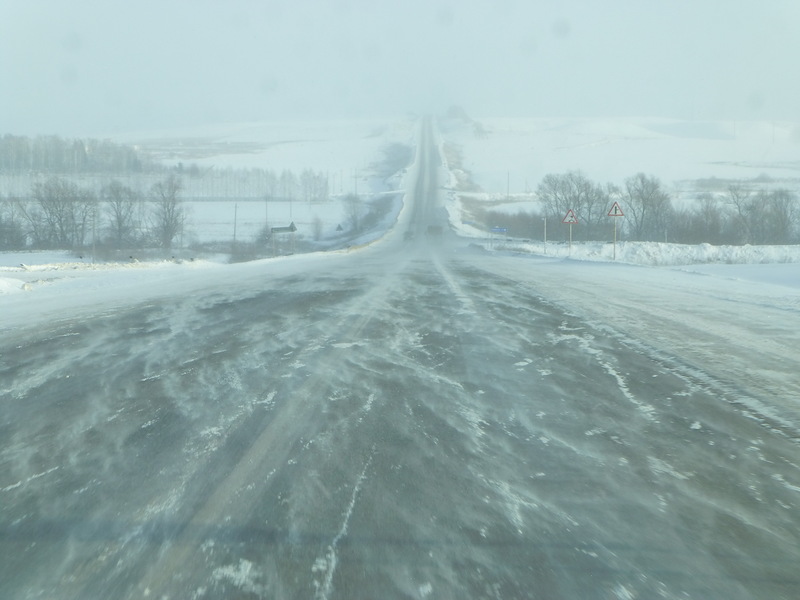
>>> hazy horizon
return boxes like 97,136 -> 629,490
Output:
2,0 -> 799,137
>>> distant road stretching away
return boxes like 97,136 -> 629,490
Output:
2,118 -> 800,600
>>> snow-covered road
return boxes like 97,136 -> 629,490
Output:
2,121 -> 800,599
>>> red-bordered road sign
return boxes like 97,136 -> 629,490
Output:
562,209 -> 578,224
608,202 -> 624,217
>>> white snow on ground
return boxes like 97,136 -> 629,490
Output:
451,238 -> 800,269
180,200 -> 350,247
0,246 -> 370,334
439,116 -> 800,196
114,118 -> 414,173
2,116 -> 799,335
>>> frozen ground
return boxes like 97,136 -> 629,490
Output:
3,114 -> 800,395
3,117 -> 800,599
3,241 -> 798,308
115,118 -> 415,173
3,113 -> 800,325
439,116 -> 800,198
4,114 -> 798,406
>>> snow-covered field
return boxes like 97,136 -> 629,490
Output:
438,116 -> 800,200
183,199 -> 347,246
3,115 -> 800,329
116,119 -> 415,174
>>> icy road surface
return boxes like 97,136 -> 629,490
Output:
2,123 -> 800,600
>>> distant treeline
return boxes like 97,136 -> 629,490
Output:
474,171 -> 800,246
0,135 -> 410,202
0,135 -> 416,253
0,134 -> 333,202
0,169 -> 336,252
0,134 -> 151,174
0,175 -> 187,252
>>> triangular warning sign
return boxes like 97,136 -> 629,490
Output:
562,209 -> 578,225
608,201 -> 624,217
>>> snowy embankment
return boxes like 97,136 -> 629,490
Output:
471,239 -> 800,267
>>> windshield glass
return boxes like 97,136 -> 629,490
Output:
2,2 -> 800,599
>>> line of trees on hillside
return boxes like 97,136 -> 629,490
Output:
1,163 -> 332,205
0,170 -> 337,252
0,175 -> 186,251
0,135 -> 335,203
478,171 -> 800,245
0,172 -> 381,252
175,165 -> 331,202
0,135 -> 150,174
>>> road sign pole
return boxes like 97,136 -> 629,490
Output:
561,210 -> 578,256
613,218 -> 617,261
568,223 -> 572,255
607,201 -> 624,261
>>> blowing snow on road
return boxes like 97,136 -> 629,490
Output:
2,120 -> 800,600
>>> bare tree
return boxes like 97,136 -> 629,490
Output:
102,180 -> 141,248
727,184 -> 754,243
300,169 -> 328,202
0,194 -> 26,249
536,171 -> 612,240
758,189 -> 798,244
21,177 -> 95,248
263,170 -> 278,202
279,169 -> 297,201
695,194 -> 727,244
149,175 -> 185,249
624,173 -> 672,241
726,185 -> 799,244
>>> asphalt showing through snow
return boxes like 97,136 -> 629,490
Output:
2,121 -> 800,599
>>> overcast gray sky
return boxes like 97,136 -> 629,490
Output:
2,0 -> 799,136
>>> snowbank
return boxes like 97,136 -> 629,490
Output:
0,277 -> 25,294
481,240 -> 800,267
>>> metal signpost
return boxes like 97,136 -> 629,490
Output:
562,210 -> 578,255
608,201 -> 624,260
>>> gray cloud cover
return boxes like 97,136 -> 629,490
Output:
2,0 -> 798,135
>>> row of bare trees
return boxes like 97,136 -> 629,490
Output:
0,134 -> 148,174
176,165 -> 330,202
534,172 -> 673,241
701,185 -> 799,245
0,135 -> 333,202
479,171 -> 800,244
0,175 -> 185,251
